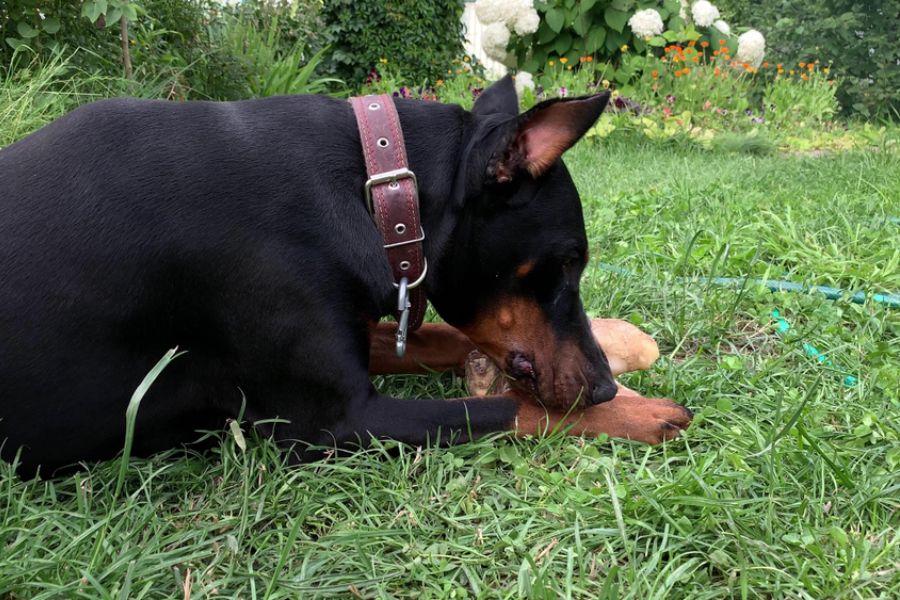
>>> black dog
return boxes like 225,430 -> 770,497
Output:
1,76 -> 689,477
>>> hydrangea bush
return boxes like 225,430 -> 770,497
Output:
470,0 -> 765,87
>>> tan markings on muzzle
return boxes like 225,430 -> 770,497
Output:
459,297 -> 592,409
515,260 -> 536,278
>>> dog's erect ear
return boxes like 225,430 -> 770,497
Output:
471,75 -> 519,117
489,92 -> 611,182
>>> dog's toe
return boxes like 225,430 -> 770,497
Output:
642,398 -> 693,443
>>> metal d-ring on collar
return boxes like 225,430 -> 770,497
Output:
351,94 -> 429,357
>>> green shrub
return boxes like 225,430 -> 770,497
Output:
510,0 -> 688,72
1,1 -> 223,93
1,1 -> 121,69
320,0 -> 467,85
219,17 -> 342,98
716,0 -> 900,118
226,0 -> 325,56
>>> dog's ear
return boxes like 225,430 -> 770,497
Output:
488,92 -> 611,183
471,75 -> 519,117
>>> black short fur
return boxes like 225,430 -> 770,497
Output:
0,77 -> 612,477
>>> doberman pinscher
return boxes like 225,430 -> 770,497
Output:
0,76 -> 691,477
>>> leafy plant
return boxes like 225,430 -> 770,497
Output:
220,16 -> 342,98
716,0 -> 900,118
320,0 -> 468,86
1,0 -> 65,53
764,63 -> 838,127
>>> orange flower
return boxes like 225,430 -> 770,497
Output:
674,70 -> 682,78
559,57 -> 568,64
777,63 -> 783,69
801,73 -> 809,81
700,41 -> 709,48
799,62 -> 806,68
719,39 -> 727,46
692,55 -> 699,63
807,63 -> 814,71
688,40 -> 696,47
763,62 -> 769,68
651,69 -> 659,79
587,56 -> 593,62
714,66 -> 721,76
682,68 -> 690,75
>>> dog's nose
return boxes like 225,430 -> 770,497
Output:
590,381 -> 618,405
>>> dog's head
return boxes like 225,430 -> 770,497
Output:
430,76 -> 616,409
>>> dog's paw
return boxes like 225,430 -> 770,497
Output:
579,390 -> 693,444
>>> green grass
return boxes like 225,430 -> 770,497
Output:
1,79 -> 899,598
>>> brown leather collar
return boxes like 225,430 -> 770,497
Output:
350,94 -> 427,356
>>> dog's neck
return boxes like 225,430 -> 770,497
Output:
390,100 -> 473,307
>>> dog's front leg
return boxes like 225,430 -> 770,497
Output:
510,386 -> 693,445
368,322 -> 476,375
368,318 -> 660,377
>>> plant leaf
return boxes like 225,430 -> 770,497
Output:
604,7 -> 628,33
16,22 -> 39,39
42,17 -> 61,34
545,7 -> 565,33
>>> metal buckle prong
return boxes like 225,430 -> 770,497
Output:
383,232 -> 425,250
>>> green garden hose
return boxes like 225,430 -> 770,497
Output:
596,262 -> 898,387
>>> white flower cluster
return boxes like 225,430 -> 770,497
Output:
513,9 -> 540,35
691,1 -> 720,27
514,71 -> 535,99
481,23 -> 512,62
713,19 -> 731,35
736,29 -> 766,67
628,9 -> 664,39
474,0 -> 540,61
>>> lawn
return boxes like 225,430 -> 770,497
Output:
1,113 -> 898,597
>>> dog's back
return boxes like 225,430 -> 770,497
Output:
0,95 -> 394,473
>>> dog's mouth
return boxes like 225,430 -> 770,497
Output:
502,349 -> 616,407
508,352 -> 538,387
504,351 -> 546,400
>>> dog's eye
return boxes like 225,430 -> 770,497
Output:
560,253 -> 583,270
